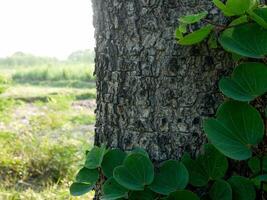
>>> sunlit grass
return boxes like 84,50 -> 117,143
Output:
0,68 -> 96,199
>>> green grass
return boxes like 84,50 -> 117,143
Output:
0,59 -> 96,199
71,114 -> 96,125
12,64 -> 95,83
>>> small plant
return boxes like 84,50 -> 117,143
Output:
71,0 -> 267,199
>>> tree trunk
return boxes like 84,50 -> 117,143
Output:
92,0 -> 232,169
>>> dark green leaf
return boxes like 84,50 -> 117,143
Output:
178,25 -> 214,45
179,12 -> 208,24
225,0 -> 252,16
248,156 -> 267,174
148,160 -> 189,195
101,177 -> 128,200
85,145 -> 106,169
213,0 -> 235,16
229,15 -> 248,26
228,176 -> 256,200
219,23 -> 267,58
128,189 -> 156,200
179,23 -> 187,34
204,101 -> 264,160
248,8 -> 267,29
129,147 -> 149,158
167,190 -> 200,200
113,153 -> 154,191
219,62 -> 267,101
209,180 -> 232,200
175,28 -> 183,39
102,149 -> 127,178
208,32 -> 218,49
75,167 -> 99,184
70,182 -> 93,196
251,174 -> 267,191
182,144 -> 228,187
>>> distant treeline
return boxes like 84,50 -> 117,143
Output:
0,50 -> 95,67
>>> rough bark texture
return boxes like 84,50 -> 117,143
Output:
92,0 -> 232,161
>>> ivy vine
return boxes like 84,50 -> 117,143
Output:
70,0 -> 267,199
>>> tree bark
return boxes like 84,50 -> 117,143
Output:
92,0 -> 232,162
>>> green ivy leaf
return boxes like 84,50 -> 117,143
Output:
179,23 -> 187,34
213,0 -> 256,16
113,153 -> 154,191
204,101 -> 264,160
128,189 -> 156,200
70,182 -> 93,196
251,174 -> 267,191
85,145 -> 106,169
148,160 -> 189,195
101,177 -> 128,200
248,8 -> 267,29
219,23 -> 267,58
213,0 -> 235,16
225,0 -> 252,16
75,167 -> 99,184
219,62 -> 267,101
228,176 -> 256,200
129,147 -> 149,158
178,25 -> 214,45
167,190 -> 200,200
248,156 -> 267,174
102,149 -> 127,178
229,15 -> 248,26
175,28 -> 183,39
209,180 -> 232,200
179,12 -> 208,24
182,144 -> 228,187
181,153 -> 209,187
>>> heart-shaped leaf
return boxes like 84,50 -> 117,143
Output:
70,182 -> 93,196
148,160 -> 189,195
182,144 -> 228,187
101,177 -> 128,200
85,145 -> 106,169
113,153 -> 154,191
248,156 -> 267,174
178,25 -> 214,45
248,8 -> 267,29
209,180 -> 232,200
213,0 -> 255,16
75,167 -> 99,184
228,176 -> 256,200
167,190 -> 200,200
204,101 -> 264,160
129,147 -> 149,158
179,12 -> 208,24
219,23 -> 267,58
219,62 -> 267,101
102,149 -> 127,178
225,0 -> 252,16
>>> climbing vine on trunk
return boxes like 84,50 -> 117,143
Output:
70,0 -> 267,199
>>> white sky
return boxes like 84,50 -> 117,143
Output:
0,0 -> 95,59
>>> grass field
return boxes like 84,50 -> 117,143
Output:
0,52 -> 96,199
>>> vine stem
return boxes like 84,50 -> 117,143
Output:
202,19 -> 228,29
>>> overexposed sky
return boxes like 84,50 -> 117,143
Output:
0,0 -> 95,59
